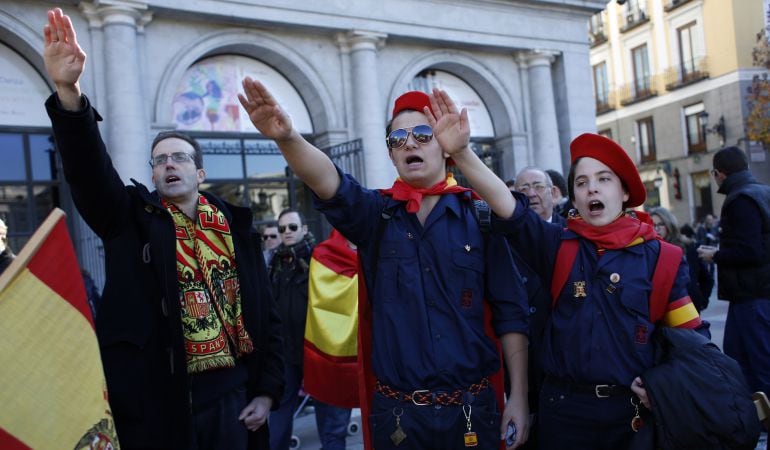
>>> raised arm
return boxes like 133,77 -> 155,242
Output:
43,8 -> 86,111
426,89 -> 517,218
239,78 -> 340,199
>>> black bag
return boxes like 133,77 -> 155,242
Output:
641,327 -> 761,450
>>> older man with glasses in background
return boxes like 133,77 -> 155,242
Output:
41,8 -> 283,449
514,167 -> 566,227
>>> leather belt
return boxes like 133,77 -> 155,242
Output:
545,375 -> 633,398
375,377 -> 489,406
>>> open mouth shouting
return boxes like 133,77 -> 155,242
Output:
405,155 -> 424,168
165,175 -> 181,184
588,199 -> 605,215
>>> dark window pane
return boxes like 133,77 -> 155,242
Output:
33,184 -> 57,224
244,139 -> 286,178
0,133 -> 25,181
0,185 -> 30,232
245,181 -> 290,223
198,138 -> 245,180
199,181 -> 246,207
29,134 -> 57,181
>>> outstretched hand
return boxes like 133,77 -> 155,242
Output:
238,77 -> 295,141
425,88 -> 471,157
43,8 -> 86,90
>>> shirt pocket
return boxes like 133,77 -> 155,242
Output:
378,241 -> 417,303
452,248 -> 484,316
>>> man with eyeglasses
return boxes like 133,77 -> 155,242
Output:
697,146 -> 770,423
240,79 -> 530,449
514,167 -> 566,227
262,223 -> 281,265
41,8 -> 283,450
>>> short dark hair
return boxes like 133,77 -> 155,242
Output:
278,209 -> 306,226
505,179 -> 516,188
546,169 -> 568,196
151,131 -> 203,169
713,146 -> 748,176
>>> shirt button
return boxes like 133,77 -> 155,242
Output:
424,267 -> 431,273
522,276 -> 528,283
529,306 -> 537,314
435,334 -> 441,340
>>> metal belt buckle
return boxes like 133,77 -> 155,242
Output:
411,389 -> 431,406
595,384 -> 611,398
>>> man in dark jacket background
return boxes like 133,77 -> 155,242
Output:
267,209 -> 315,450
42,8 -> 283,450
698,146 -> 770,401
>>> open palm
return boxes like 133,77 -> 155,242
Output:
43,8 -> 86,87
426,89 -> 471,156
238,77 -> 294,141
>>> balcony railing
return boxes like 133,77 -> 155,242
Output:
595,91 -> 617,115
664,0 -> 694,12
663,56 -> 709,90
620,7 -> 649,33
590,31 -> 608,47
618,77 -> 658,105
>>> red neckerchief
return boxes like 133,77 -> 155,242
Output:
567,210 -> 657,250
379,173 -> 480,213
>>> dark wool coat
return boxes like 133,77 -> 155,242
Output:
46,94 -> 283,450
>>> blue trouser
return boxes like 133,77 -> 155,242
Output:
538,379 -> 638,450
191,386 -> 249,450
723,299 -> 770,396
367,387 -> 500,450
269,363 -> 302,450
314,400 -> 352,450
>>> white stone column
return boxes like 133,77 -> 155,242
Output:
346,30 -> 389,189
518,50 -> 562,172
91,0 -> 152,186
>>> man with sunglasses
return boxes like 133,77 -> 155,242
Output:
267,209 -> 317,450
262,223 -> 281,265
240,78 -> 530,449
42,8 -> 283,450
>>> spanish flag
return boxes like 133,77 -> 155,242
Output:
0,209 -> 119,450
303,229 -> 359,408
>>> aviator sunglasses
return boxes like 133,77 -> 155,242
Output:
386,125 -> 434,150
278,223 -> 300,233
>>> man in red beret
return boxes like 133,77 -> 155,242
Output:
494,133 -> 705,449
239,78 -> 530,449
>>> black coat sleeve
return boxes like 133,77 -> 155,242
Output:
45,94 -> 132,239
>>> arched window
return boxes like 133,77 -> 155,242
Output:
171,55 -> 315,226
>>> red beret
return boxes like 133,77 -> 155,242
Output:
570,133 -> 646,208
392,91 -> 434,119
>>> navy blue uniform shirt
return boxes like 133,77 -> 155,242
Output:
497,193 -> 693,385
315,170 -> 528,391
